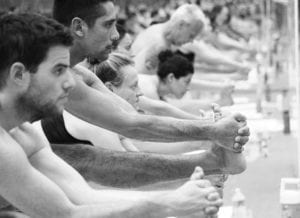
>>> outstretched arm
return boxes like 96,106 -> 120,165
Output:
3,127 -> 170,218
181,40 -> 249,71
216,32 -> 254,53
0,129 -> 75,218
138,96 -> 201,120
189,79 -> 234,93
66,75 -> 249,145
10,124 -> 223,217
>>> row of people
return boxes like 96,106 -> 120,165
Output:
0,0 -> 251,217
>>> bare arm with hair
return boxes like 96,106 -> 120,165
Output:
10,124 -> 223,217
138,96 -> 202,120
181,40 -> 249,71
216,32 -> 254,53
66,75 -> 249,145
1,127 -> 172,218
189,79 -> 234,93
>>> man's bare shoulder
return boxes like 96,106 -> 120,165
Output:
0,126 -> 28,165
9,123 -> 49,158
131,24 -> 165,53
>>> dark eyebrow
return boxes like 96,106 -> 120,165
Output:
105,18 -> 117,23
54,63 -> 70,69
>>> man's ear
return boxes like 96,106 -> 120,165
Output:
166,73 -> 175,83
9,62 -> 30,87
178,19 -> 187,28
70,17 -> 87,38
104,82 -> 114,92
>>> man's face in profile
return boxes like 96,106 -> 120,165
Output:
84,1 -> 119,64
17,46 -> 75,121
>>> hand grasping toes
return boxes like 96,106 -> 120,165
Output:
213,113 -> 250,153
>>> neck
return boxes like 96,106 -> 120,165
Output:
0,98 -> 28,131
162,22 -> 173,46
157,80 -> 171,98
70,43 -> 86,67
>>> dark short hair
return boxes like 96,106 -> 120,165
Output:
209,5 -> 231,30
0,13 -> 73,89
157,50 -> 194,81
53,0 -> 112,27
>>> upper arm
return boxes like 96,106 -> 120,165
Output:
29,145 -> 96,205
66,77 -> 137,132
72,64 -> 111,94
0,130 -> 74,218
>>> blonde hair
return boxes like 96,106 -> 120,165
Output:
94,52 -> 134,87
170,4 -> 207,25
164,4 -> 208,42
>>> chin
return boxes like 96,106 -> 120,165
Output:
44,105 -> 64,118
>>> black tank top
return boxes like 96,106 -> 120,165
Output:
41,115 -> 92,145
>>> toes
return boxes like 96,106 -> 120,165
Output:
233,143 -> 244,152
204,206 -> 219,215
233,113 -> 247,122
238,126 -> 250,136
235,136 -> 249,145
207,192 -> 220,201
190,166 -> 204,180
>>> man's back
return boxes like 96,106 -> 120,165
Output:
131,24 -> 168,75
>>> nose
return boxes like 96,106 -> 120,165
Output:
62,69 -> 76,92
136,87 -> 143,98
110,24 -> 120,42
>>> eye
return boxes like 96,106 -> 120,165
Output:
54,67 -> 67,76
131,82 -> 138,90
105,21 -> 115,28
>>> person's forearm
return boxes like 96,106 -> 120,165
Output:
123,113 -> 215,142
139,96 -> 201,120
74,195 -> 169,218
194,41 -> 244,70
195,63 -> 238,74
168,98 -> 215,112
52,144 -> 221,188
190,79 -> 229,92
71,188 -> 170,218
133,140 -> 211,154
217,33 -> 251,53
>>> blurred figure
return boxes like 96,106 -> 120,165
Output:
139,50 -> 234,113
131,4 -> 207,75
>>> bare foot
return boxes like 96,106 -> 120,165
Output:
213,113 -> 249,153
211,144 -> 247,175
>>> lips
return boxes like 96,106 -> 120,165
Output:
105,45 -> 113,53
59,93 -> 69,100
